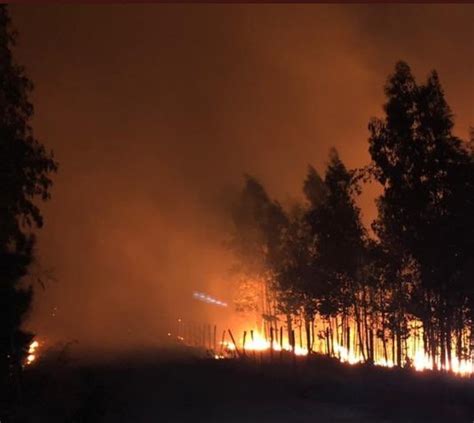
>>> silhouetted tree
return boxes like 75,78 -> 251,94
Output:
229,61 -> 474,371
369,61 -> 474,369
275,204 -> 316,351
306,149 -> 367,358
230,175 -> 287,335
0,5 -> 57,392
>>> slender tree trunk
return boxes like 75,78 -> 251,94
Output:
299,320 -> 303,349
391,331 -> 396,365
470,321 -> 474,365
363,305 -> 372,363
305,317 -> 312,353
369,329 -> 374,364
329,319 -> 335,357
439,302 -> 446,371
396,324 -> 402,367
382,331 -> 388,363
354,303 -> 366,362
347,327 -> 351,355
325,326 -> 331,356
446,315 -> 452,371
286,313 -> 293,349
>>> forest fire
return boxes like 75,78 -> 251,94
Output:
188,315 -> 473,377
221,330 -> 309,356
4,3 -> 474,422
215,326 -> 473,376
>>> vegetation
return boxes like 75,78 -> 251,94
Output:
0,5 -> 57,396
230,61 -> 474,372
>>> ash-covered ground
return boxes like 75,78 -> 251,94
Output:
6,345 -> 474,422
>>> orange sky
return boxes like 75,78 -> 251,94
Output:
10,4 -> 473,352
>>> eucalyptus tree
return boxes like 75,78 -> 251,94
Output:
230,175 -> 288,336
306,149 -> 368,358
368,61 -> 474,368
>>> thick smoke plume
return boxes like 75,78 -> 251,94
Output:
9,4 -> 473,352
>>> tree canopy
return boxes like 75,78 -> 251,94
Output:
230,61 -> 474,372
0,5 -> 57,390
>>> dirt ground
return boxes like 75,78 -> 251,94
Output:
5,346 -> 474,422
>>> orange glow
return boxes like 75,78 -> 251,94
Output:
211,321 -> 472,377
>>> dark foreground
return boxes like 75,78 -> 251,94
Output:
4,346 -> 474,422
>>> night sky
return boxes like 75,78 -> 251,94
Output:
10,4 -> 474,352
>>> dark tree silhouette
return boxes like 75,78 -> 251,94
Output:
369,61 -> 474,369
0,5 -> 57,392
306,149 -> 368,359
230,175 -> 287,335
229,61 -> 473,372
275,204 -> 316,351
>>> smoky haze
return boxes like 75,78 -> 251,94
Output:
10,5 -> 474,352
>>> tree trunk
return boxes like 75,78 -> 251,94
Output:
305,318 -> 312,353
354,303 -> 366,362
396,326 -> 402,367
286,313 -> 293,349
325,326 -> 331,356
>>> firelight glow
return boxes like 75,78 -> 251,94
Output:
25,340 -> 39,366
213,324 -> 473,376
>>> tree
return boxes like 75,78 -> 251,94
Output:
229,175 -> 287,335
368,61 -> 474,369
275,203 -> 316,352
0,5 -> 57,391
306,149 -> 368,359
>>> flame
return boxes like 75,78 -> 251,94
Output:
213,324 -> 472,377
171,312 -> 472,376
25,340 -> 39,366
411,350 -> 473,376
334,343 -> 365,365
220,330 -> 308,357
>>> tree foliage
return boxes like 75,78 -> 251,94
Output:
0,5 -> 57,387
230,61 -> 474,370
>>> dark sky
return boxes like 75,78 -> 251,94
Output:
10,5 -> 473,351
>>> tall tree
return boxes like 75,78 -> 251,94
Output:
0,5 -> 57,389
230,175 -> 287,334
306,149 -> 368,358
369,61 -> 474,369
275,203 -> 316,351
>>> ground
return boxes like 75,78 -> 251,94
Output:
4,345 -> 474,422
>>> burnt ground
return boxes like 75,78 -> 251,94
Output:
4,345 -> 474,422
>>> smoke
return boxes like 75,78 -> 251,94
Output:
9,4 -> 474,352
